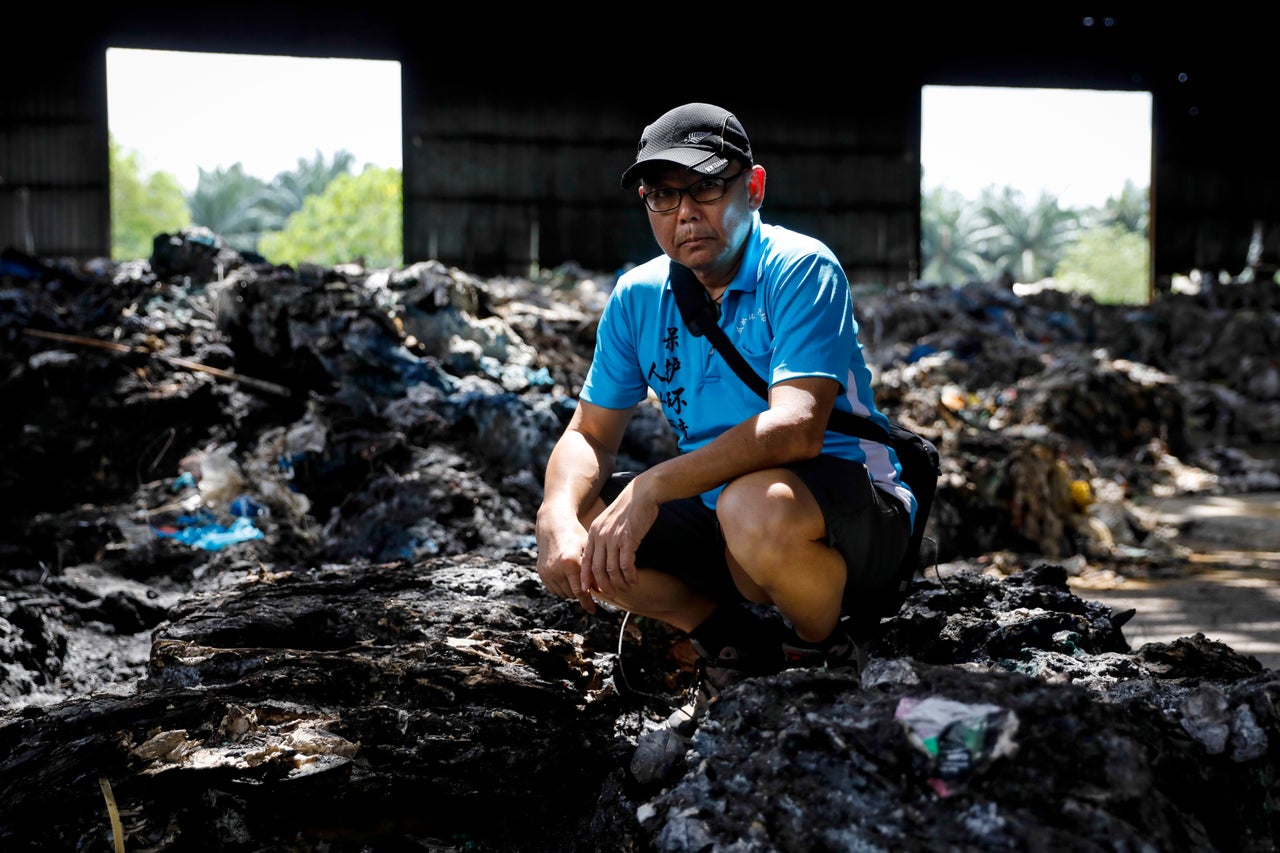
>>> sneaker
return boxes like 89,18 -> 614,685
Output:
697,638 -> 784,690
781,628 -> 867,677
666,639 -> 784,737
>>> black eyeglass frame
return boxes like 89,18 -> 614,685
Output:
639,168 -> 751,213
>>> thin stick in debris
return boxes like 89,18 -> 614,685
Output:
99,777 -> 126,853
22,328 -> 291,398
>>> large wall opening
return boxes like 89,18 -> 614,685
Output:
919,84 -> 1152,303
105,47 -> 403,267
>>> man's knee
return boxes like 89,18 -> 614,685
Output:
717,470 -> 763,512
718,470 -> 819,550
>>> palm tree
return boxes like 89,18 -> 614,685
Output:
186,164 -> 273,253
1098,179 -> 1150,235
186,151 -> 360,255
972,187 -> 1081,283
258,149 -> 357,230
920,186 -> 994,284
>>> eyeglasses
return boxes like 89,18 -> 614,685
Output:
640,169 -> 749,213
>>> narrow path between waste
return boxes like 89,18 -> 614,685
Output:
1071,491 -> 1280,670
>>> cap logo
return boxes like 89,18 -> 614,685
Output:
620,104 -> 750,189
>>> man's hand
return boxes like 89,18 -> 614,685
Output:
580,477 -> 652,599
534,398 -> 636,612
535,515 -> 598,613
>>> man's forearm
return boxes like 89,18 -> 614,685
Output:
632,403 -> 820,507
538,428 -> 617,525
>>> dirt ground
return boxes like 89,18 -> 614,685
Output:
1070,491 -> 1280,671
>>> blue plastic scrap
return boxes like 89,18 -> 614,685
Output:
229,495 -> 267,518
153,514 -> 264,551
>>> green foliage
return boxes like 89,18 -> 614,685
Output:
920,186 -> 993,284
1054,224 -> 1150,304
185,151 -> 359,256
118,146 -> 386,263
920,181 -> 1152,303
1098,179 -> 1150,234
186,164 -> 274,254
109,135 -> 191,261
257,149 -> 358,230
258,166 -> 402,268
971,186 -> 1082,283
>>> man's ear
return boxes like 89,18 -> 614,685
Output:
747,165 -> 766,211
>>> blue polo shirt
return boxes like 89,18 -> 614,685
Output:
582,212 -> 915,525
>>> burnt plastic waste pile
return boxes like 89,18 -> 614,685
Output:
1,234 -> 1277,851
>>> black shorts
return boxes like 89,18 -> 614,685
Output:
601,455 -> 911,612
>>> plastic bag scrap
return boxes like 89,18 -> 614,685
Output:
152,510 -> 264,551
895,696 -> 1020,797
194,444 -> 246,509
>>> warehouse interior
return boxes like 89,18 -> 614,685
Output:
2,10 -> 1280,851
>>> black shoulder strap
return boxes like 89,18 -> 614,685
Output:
668,262 -> 890,444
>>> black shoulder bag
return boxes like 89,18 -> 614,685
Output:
669,262 -> 940,637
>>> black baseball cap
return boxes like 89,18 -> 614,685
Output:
620,103 -> 753,189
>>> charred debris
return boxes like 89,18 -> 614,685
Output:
1,232 -> 1278,851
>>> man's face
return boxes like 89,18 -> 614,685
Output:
639,162 -> 763,286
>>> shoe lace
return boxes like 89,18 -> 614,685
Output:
615,611 -> 684,702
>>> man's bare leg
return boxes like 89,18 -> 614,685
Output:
717,469 -> 847,643
591,568 -> 717,634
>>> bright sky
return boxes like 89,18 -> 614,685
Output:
106,48 -> 403,193
921,85 -> 1152,209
